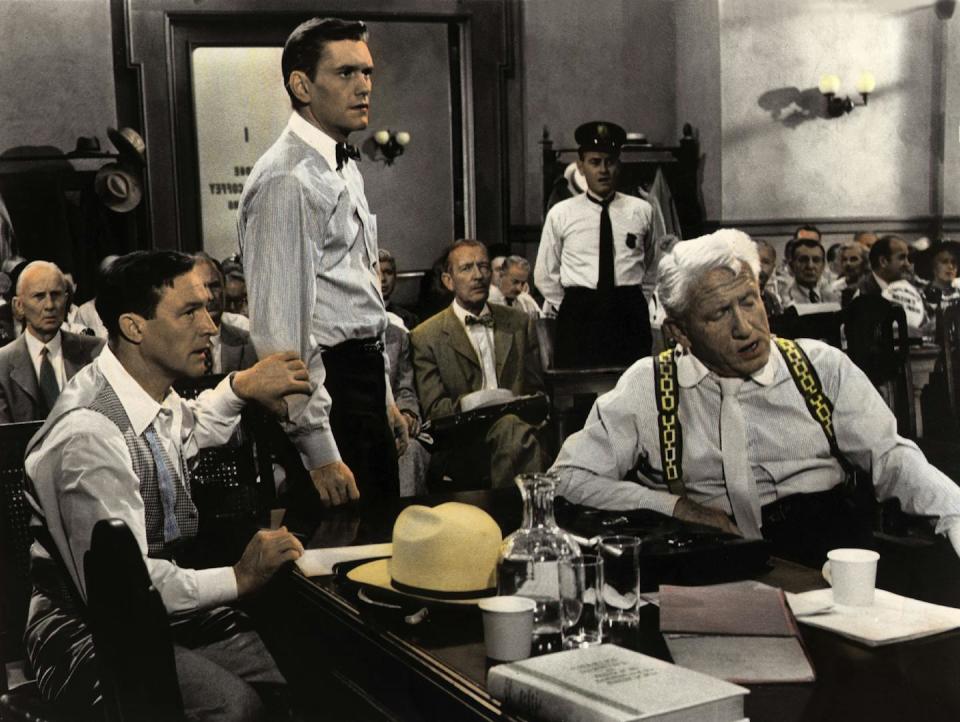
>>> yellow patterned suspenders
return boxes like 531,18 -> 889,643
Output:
652,339 -> 853,497
654,349 -> 686,496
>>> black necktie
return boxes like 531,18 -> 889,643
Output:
335,142 -> 361,171
587,194 -> 615,292
506,298 -> 515,307
466,314 -> 495,328
202,348 -> 213,375
808,289 -> 820,303
38,346 -> 60,409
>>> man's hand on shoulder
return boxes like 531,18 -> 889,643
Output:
232,351 -> 311,417
387,403 -> 409,457
233,527 -> 304,596
310,461 -> 360,508
673,497 -> 742,537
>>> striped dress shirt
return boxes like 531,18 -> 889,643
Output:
552,338 -> 960,546
238,112 -> 392,469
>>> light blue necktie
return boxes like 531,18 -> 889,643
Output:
142,424 -> 181,543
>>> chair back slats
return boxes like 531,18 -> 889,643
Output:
0,420 -> 44,670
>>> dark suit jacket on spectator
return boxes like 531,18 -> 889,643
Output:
0,330 -> 104,422
219,319 -> 257,373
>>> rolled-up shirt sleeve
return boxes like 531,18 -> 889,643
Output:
551,362 -> 680,516
240,172 -> 340,468
29,412 -> 237,614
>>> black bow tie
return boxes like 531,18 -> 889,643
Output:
335,142 -> 361,170
465,314 -> 494,328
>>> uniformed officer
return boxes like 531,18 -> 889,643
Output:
535,121 -> 660,367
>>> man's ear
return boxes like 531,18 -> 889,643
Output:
117,312 -> 145,345
441,272 -> 454,293
663,317 -> 692,352
288,70 -> 312,105
11,296 -> 23,322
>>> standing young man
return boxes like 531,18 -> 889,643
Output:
239,17 -> 407,508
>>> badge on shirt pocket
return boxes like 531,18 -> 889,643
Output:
625,232 -> 638,249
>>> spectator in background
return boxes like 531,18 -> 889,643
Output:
73,254 -> 118,339
411,239 -> 546,488
0,261 -> 103,422
915,240 -> 960,319
859,235 -> 913,296
194,254 -> 257,373
831,243 -> 868,306
782,237 -> 839,305
488,255 -> 541,318
490,256 -> 506,288
854,230 -> 879,251
378,248 -> 420,330
752,238 -> 783,316
222,255 -> 249,318
384,318 -> 430,496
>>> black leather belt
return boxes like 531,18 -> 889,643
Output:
761,486 -> 846,527
323,337 -> 384,356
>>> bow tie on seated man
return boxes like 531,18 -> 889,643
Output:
335,141 -> 361,170
410,239 -> 547,489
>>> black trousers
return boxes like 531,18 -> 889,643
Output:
555,285 -> 652,368
322,339 -> 399,504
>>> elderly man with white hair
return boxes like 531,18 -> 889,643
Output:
0,260 -> 103,422
552,229 -> 960,563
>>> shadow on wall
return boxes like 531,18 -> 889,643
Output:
757,87 -> 827,128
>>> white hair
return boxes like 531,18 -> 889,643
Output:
15,260 -> 65,296
657,229 -> 760,319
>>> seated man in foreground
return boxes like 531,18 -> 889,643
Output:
24,251 -> 310,719
551,229 -> 960,561
411,239 -> 546,488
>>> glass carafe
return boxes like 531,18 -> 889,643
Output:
497,472 -> 581,637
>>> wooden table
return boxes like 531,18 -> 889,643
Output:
277,490 -> 960,722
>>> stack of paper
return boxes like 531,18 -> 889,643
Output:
786,588 -> 960,646
660,580 -> 815,684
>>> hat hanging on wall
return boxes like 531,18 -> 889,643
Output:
95,163 -> 143,213
107,127 -> 146,166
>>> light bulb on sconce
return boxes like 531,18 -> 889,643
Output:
370,129 -> 410,165
818,71 -> 876,117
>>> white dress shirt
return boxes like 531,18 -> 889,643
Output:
24,329 -> 65,389
551,339 -> 960,553
487,285 -> 541,317
239,112 -> 393,469
782,276 -> 841,306
73,298 -> 108,339
26,346 -> 246,612
535,191 -> 659,311
450,300 -> 498,390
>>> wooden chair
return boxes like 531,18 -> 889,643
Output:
769,308 -> 843,348
841,295 -> 916,438
173,375 -> 275,524
0,420 -> 76,722
84,518 -> 185,722
534,317 -> 626,446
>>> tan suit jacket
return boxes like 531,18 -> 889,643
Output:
410,303 -> 543,421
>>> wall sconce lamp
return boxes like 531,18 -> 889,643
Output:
371,129 -> 410,165
818,72 -> 876,117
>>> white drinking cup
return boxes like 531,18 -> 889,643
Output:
821,548 -> 879,606
478,596 -> 536,661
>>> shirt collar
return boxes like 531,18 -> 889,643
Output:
451,299 -> 492,327
676,343 -> 778,388
97,344 -> 178,436
24,328 -> 61,358
585,190 -> 617,205
287,111 -> 339,172
872,272 -> 889,290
